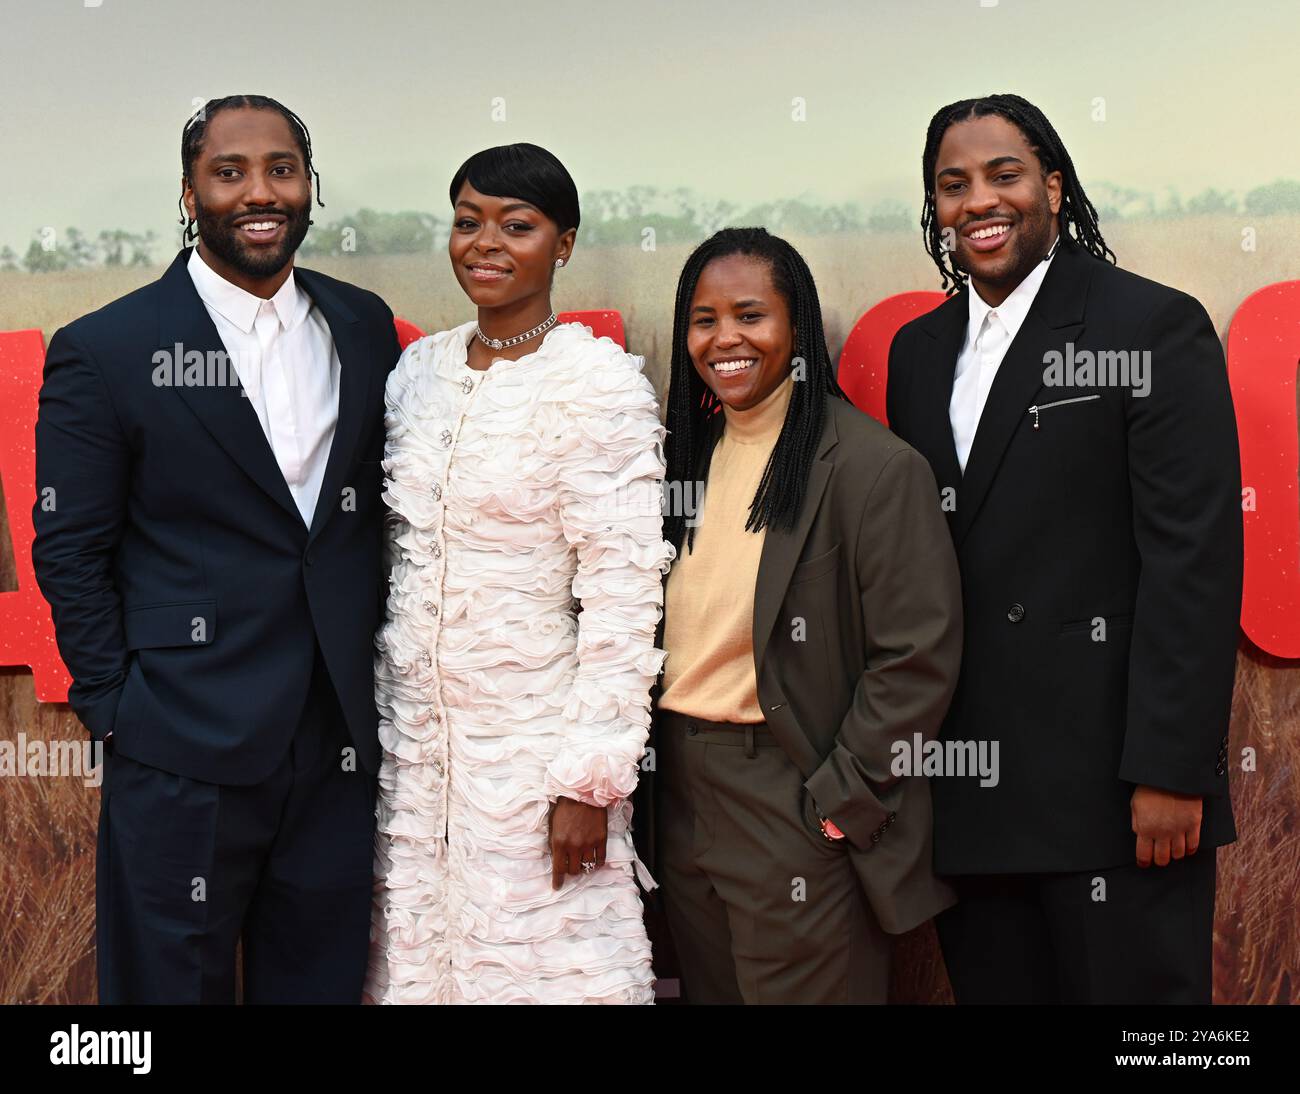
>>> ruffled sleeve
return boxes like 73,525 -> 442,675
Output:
542,337 -> 676,808
377,334 -> 437,600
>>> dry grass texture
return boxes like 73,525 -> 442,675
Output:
0,682 -> 98,1004
1217,649 -> 1300,1004
1,219 -> 1296,1003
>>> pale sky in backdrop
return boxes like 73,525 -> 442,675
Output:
1,0 -> 1296,252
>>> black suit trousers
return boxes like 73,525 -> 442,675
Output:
935,851 -> 1216,1004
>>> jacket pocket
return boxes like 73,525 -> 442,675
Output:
789,542 -> 841,585
1058,612 -> 1133,636
123,599 -> 217,650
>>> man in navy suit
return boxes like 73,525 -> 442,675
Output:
32,96 -> 401,1003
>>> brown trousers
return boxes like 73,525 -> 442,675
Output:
654,709 -> 889,1004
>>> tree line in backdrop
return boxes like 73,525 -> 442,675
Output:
7,181 -> 1300,271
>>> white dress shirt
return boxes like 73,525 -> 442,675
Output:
949,249 -> 1057,472
187,247 -> 341,525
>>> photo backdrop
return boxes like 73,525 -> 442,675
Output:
1,0 -> 1297,1003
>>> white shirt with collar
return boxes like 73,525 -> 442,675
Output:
187,246 -> 341,526
949,246 -> 1057,472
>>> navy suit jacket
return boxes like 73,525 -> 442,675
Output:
32,248 -> 401,784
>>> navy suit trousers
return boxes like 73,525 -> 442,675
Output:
95,644 -> 377,1004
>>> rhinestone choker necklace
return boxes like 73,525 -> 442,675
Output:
475,313 -> 558,351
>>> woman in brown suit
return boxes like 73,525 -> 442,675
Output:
647,227 -> 963,1004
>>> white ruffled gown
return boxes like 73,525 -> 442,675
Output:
364,320 -> 674,1004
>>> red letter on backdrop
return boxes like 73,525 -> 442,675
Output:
0,330 -> 72,701
1227,282 -> 1300,658
393,316 -> 425,351
836,291 -> 945,424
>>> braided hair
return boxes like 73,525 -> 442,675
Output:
920,93 -> 1115,293
663,227 -> 848,554
178,95 -> 324,245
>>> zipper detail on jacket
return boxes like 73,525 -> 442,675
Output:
1028,393 -> 1101,430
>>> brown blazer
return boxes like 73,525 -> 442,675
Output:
643,392 -> 963,934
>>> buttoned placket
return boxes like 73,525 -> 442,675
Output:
426,353 -> 485,841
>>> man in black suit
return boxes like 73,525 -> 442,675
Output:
885,94 -> 1243,1004
32,96 -> 401,1003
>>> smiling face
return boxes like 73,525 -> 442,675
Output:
182,107 -> 313,292
932,113 -> 1062,306
687,254 -> 795,412
449,181 -> 574,310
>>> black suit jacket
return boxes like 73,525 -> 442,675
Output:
32,248 -> 401,785
886,243 -> 1243,874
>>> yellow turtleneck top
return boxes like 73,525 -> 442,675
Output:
658,371 -> 796,723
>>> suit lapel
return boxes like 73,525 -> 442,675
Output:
952,246 -> 1093,545
157,251 -> 370,541
295,266 -> 366,547
752,400 -> 837,677
158,249 -> 303,526
912,294 -> 967,532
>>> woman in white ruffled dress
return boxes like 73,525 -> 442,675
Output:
363,144 -> 673,1004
